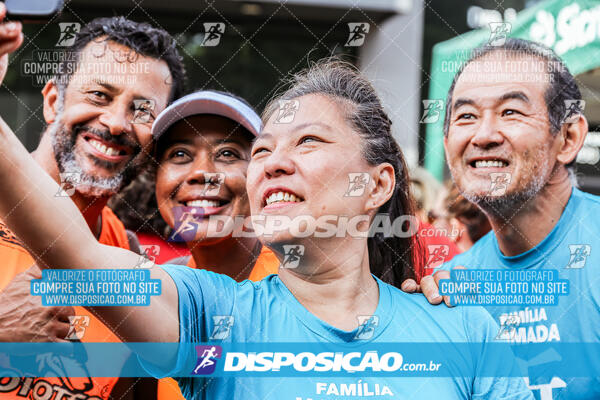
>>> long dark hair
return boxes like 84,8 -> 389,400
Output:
262,59 -> 423,287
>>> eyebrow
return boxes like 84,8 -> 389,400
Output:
293,122 -> 333,132
499,91 -> 530,103
453,91 -> 530,111
91,80 -> 119,93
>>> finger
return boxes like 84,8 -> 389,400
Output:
47,305 -> 76,322
49,321 -> 73,341
0,31 -> 23,55
25,264 -> 44,279
432,270 -> 451,306
420,275 -> 442,305
0,21 -> 22,38
0,3 -> 5,22
400,279 -> 418,293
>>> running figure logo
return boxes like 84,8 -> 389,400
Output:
354,315 -> 379,340
420,100 -> 443,124
56,23 -> 81,47
210,316 -> 234,340
55,172 -> 81,197
192,346 -> 222,375
496,314 -> 520,341
489,172 -> 511,196
274,100 -> 299,124
344,173 -> 370,197
425,244 -> 449,272
169,206 -> 205,242
201,172 -> 225,196
345,23 -> 370,47
65,316 -> 90,340
201,23 -> 225,46
565,244 -> 591,269
140,245 -> 161,263
282,245 -> 304,269
132,99 -> 155,124
488,22 -> 511,46
562,100 -> 585,124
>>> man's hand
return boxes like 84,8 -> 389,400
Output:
0,2 -> 24,85
0,265 -> 75,342
401,266 -> 466,307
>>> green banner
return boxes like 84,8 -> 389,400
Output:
424,0 -> 600,180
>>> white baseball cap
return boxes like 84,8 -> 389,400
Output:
151,90 -> 262,139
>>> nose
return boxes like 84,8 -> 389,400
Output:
98,103 -> 134,137
185,156 -> 218,186
470,111 -> 504,150
263,146 -> 295,178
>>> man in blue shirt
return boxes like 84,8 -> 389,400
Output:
414,38 -> 599,399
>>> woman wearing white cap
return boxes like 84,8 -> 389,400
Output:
0,61 -> 533,399
149,90 -> 280,399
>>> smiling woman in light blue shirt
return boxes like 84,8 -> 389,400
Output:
0,60 -> 533,400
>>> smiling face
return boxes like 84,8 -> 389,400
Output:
444,51 -> 562,215
156,115 -> 253,244
247,93 -> 374,246
46,40 -> 172,197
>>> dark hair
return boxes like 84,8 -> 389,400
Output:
54,16 -> 185,103
444,181 -> 491,243
443,38 -> 581,172
263,60 -> 422,286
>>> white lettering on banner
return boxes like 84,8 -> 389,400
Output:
529,3 -> 600,55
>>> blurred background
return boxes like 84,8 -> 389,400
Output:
5,0 -> 600,193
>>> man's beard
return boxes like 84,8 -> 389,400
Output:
49,119 -> 147,198
457,158 -> 549,219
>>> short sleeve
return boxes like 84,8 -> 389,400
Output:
462,307 -> 534,399
138,264 -> 239,378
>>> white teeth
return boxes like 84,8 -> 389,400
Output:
90,139 -> 121,157
186,199 -> 220,208
475,160 -> 507,168
265,191 -> 302,205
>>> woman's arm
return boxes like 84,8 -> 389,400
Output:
0,112 -> 178,342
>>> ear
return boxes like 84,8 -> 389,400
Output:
556,114 -> 588,165
366,163 -> 395,212
41,79 -> 60,124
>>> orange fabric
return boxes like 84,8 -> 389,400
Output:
158,246 -> 279,400
0,206 -> 130,400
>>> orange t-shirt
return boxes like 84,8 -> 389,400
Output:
0,207 -> 130,400
157,246 -> 279,400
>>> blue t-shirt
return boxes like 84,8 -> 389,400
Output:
141,265 -> 533,399
440,188 -> 600,400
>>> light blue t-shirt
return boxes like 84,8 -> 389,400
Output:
441,188 -> 600,400
141,265 -> 533,399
